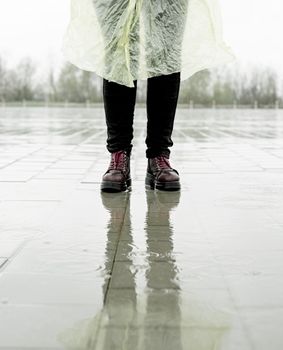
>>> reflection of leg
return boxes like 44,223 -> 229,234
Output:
145,72 -> 181,159
100,192 -> 139,349
103,79 -> 137,155
144,190 -> 183,350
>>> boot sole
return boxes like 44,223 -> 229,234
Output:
101,178 -> 132,193
145,172 -> 180,191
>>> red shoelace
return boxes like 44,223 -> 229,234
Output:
109,151 -> 127,171
154,155 -> 171,170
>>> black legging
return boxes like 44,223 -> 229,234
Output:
103,72 -> 181,159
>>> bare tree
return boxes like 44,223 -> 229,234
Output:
4,57 -> 37,101
0,57 -> 6,101
47,67 -> 58,102
180,70 -> 212,105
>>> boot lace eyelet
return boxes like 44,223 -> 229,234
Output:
155,156 -> 171,170
109,151 -> 128,173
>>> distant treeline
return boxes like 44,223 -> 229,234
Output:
0,56 -> 282,107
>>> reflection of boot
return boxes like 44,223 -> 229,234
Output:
154,189 -> 181,211
145,187 -> 181,234
101,150 -> 131,192
100,191 -> 130,232
145,187 -> 181,211
100,191 -> 129,210
146,155 -> 180,191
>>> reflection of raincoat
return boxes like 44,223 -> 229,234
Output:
62,0 -> 236,88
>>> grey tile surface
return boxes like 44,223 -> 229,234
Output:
0,258 -> 8,269
1,106 -> 283,349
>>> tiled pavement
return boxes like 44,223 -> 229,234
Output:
0,107 -> 283,349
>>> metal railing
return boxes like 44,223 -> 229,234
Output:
0,100 -> 282,109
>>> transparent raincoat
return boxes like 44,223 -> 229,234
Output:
62,0 -> 236,88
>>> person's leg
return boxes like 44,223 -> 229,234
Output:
145,72 -> 181,159
101,79 -> 137,192
145,72 -> 181,191
103,78 -> 137,156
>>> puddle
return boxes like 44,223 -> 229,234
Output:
57,190 -> 232,350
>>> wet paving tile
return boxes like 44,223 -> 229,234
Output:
0,240 -> 26,258
1,107 -> 283,349
0,201 -> 61,235
0,272 -> 106,305
0,304 -> 100,349
0,258 -> 8,269
0,181 -> 72,201
3,239 -> 116,277
240,308 -> 283,350
215,251 -> 283,277
225,276 -> 283,308
0,171 -> 37,182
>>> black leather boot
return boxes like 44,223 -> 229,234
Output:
145,155 -> 180,191
101,150 -> 131,192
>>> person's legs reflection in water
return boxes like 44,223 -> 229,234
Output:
144,190 -> 183,350
98,190 -> 183,350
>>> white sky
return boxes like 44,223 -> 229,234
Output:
0,0 -> 282,79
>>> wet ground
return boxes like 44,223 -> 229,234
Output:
0,107 -> 283,350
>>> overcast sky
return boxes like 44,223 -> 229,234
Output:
0,0 -> 282,79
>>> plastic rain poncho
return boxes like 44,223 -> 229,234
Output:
62,0 -> 236,88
